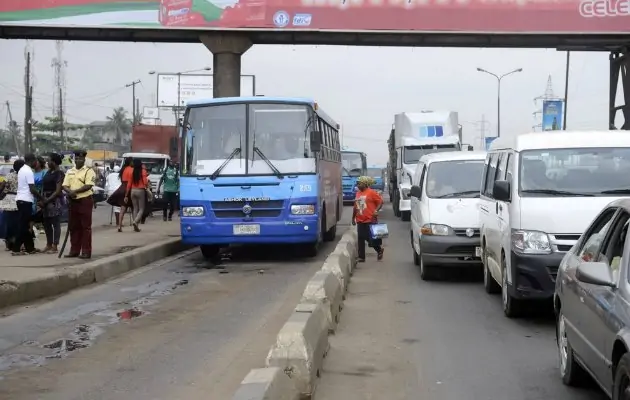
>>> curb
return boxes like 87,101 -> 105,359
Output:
231,229 -> 358,400
0,238 -> 191,310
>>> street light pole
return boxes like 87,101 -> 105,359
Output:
477,67 -> 523,138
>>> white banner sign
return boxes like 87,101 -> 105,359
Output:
143,106 -> 159,119
156,74 -> 255,108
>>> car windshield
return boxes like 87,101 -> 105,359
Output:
183,102 -> 315,176
426,160 -> 485,198
367,168 -> 381,178
342,152 -> 364,176
404,145 -> 458,164
519,148 -> 630,196
135,158 -> 167,175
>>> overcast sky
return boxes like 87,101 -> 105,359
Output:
0,39 -> 620,165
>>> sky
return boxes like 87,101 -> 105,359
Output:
0,39 -> 621,165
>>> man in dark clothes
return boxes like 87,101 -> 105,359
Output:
62,150 -> 96,259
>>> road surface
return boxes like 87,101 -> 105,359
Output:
316,205 -> 607,400
0,212 -> 350,400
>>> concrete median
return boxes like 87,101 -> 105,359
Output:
0,238 -> 191,310
321,249 -> 352,291
266,301 -> 329,398
231,367 -> 300,400
301,270 -> 343,333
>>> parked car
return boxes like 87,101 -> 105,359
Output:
554,199 -> 630,398
480,131 -> 630,318
409,151 -> 487,280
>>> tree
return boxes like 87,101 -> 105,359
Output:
106,107 -> 132,144
32,116 -> 85,152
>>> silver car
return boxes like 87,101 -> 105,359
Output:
554,198 -> 630,398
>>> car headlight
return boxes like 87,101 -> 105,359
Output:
511,229 -> 551,254
401,188 -> 411,200
182,206 -> 204,217
291,204 -> 315,215
421,224 -> 453,236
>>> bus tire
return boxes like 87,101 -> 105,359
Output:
323,207 -> 337,242
200,245 -> 220,260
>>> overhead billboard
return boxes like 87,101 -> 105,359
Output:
0,0 -> 628,33
542,100 -> 565,131
156,74 -> 255,108
485,137 -> 497,150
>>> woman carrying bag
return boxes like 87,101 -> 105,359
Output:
107,157 -> 133,232
124,158 -> 149,233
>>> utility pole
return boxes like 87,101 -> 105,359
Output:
126,80 -> 141,125
563,51 -> 570,130
59,86 -> 64,149
24,51 -> 33,154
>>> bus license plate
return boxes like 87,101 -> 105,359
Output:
475,247 -> 482,257
233,224 -> 260,235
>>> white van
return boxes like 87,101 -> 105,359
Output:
409,151 -> 487,280
479,131 -> 630,318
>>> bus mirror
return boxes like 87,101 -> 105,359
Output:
310,130 -> 322,152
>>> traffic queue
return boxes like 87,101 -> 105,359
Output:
395,129 -> 630,399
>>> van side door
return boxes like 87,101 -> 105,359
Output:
480,152 -> 500,271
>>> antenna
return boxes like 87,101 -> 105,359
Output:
51,40 -> 68,118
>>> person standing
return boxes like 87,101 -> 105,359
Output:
124,158 -> 148,232
62,150 -> 96,259
105,165 -> 122,225
0,159 -> 24,251
352,176 -> 384,262
41,153 -> 65,254
12,153 -> 43,255
158,160 -> 179,221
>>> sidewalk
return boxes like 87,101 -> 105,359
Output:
0,217 -> 186,310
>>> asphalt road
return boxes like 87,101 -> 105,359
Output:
317,204 -> 607,400
0,212 -> 351,400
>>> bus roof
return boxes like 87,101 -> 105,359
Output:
186,96 -> 339,130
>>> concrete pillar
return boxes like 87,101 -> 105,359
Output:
200,34 -> 252,98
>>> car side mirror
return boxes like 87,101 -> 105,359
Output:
493,180 -> 511,202
576,262 -> 615,287
410,185 -> 422,198
310,130 -> 322,152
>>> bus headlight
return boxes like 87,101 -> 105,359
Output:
182,206 -> 204,217
291,205 -> 316,215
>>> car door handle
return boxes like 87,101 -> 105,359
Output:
498,204 -> 503,212
495,203 -> 499,214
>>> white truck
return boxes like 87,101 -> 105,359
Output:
387,111 -> 462,221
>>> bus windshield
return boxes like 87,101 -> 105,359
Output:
342,152 -> 365,176
367,168 -> 381,178
183,102 -> 316,176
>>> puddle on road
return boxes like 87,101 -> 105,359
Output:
1,278 -> 191,377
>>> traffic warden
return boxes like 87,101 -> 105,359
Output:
62,149 -> 96,259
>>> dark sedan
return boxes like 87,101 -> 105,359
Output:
554,198 -> 630,399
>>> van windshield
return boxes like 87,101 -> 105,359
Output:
519,148 -> 630,196
426,160 -> 484,198
135,158 -> 167,175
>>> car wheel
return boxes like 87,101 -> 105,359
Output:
501,255 -> 521,318
613,353 -> 630,400
483,246 -> 500,294
557,310 -> 587,386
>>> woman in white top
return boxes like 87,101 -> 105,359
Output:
105,165 -> 122,224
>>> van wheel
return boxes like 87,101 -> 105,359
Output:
557,310 -> 586,386
401,211 -> 410,222
411,232 -> 420,266
420,254 -> 437,281
501,255 -> 521,318
483,246 -> 500,294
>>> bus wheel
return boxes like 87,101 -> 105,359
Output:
323,209 -> 337,242
200,245 -> 220,260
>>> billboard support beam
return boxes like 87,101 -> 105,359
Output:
610,49 -> 629,130
200,34 -> 252,98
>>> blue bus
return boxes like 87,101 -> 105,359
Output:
341,149 -> 367,204
367,165 -> 385,191
179,97 -> 343,258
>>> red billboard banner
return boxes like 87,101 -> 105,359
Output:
0,0 -> 628,33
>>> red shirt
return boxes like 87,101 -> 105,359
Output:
123,167 -> 148,190
354,188 -> 382,223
